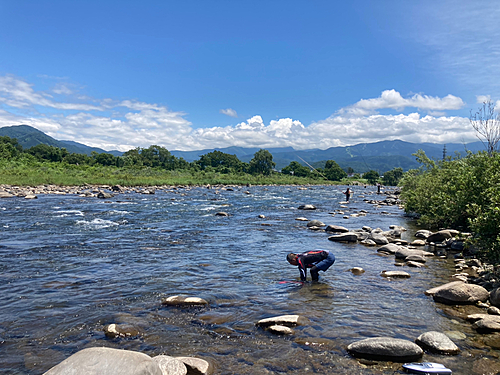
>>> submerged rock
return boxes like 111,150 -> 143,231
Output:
347,337 -> 423,362
328,233 -> 358,243
307,220 -> 325,228
162,296 -> 209,307
325,225 -> 349,233
256,314 -> 309,327
381,270 -> 411,278
415,331 -> 460,354
267,324 -> 294,335
298,204 -> 316,210
104,323 -> 141,338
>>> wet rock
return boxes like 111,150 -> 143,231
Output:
472,315 -> 500,333
426,230 -> 454,243
256,314 -> 309,327
162,296 -> 209,307
44,347 -> 162,375
298,204 -> 316,210
307,220 -> 325,228
347,337 -> 423,362
267,324 -> 294,335
368,232 -> 389,245
0,191 -> 14,198
175,357 -> 213,375
295,217 -> 309,221
405,255 -> 426,263
104,323 -> 141,338
328,233 -> 358,243
444,330 -> 467,340
395,248 -> 432,260
258,215 -> 266,219
97,192 -> 114,199
24,194 -> 38,199
215,212 -> 229,217
431,282 -> 489,305
354,231 -> 369,241
152,355 -> 187,375
377,243 -> 401,255
490,287 -> 500,307
426,281 -> 465,296
349,267 -> 365,275
406,261 -> 424,268
360,239 -> 377,246
415,331 -> 460,354
467,314 -> 491,322
381,270 -> 411,278
410,239 -> 426,246
488,306 -> 500,315
415,230 -> 432,239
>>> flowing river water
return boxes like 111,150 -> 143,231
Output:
0,185 -> 499,374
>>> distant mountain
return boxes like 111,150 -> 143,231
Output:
0,125 -> 122,156
0,124 -> 486,173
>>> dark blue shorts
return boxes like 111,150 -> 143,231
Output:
315,252 -> 335,271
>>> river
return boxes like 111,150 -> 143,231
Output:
0,185 -> 499,374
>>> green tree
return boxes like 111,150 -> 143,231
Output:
197,150 -> 244,173
249,149 -> 275,175
0,136 -> 23,159
282,161 -> 310,177
324,160 -> 347,181
383,167 -> 403,186
28,144 -> 68,162
363,170 -> 380,184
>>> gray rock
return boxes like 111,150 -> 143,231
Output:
425,281 -> 464,296
307,220 -> 325,228
362,226 -> 372,232
490,287 -> 500,307
97,192 -> 114,199
432,282 -> 489,305
488,306 -> 500,315
267,324 -> 294,335
328,232 -> 358,243
175,357 -> 213,375
325,225 -> 349,233
354,231 -> 369,241
410,239 -> 426,246
0,191 -> 14,198
256,314 -> 308,328
406,261 -> 424,268
395,248 -> 431,260
295,217 -> 309,221
44,347 -> 162,375
377,243 -> 401,254
162,296 -> 208,307
360,239 -> 377,246
347,337 -> 423,362
415,331 -> 460,354
405,255 -> 426,263
104,323 -> 141,338
215,212 -> 229,216
25,194 -> 38,199
427,230 -> 454,243
152,356 -> 187,375
415,230 -> 433,239
381,270 -> 411,278
368,232 -> 389,245
298,204 -> 316,210
472,315 -> 500,333
349,267 -> 365,275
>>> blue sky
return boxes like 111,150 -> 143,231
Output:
0,1 -> 499,151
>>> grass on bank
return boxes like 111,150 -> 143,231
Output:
0,158 -> 370,186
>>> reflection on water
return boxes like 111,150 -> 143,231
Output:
0,186 -> 498,374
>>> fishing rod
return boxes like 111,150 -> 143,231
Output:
296,154 -> 328,180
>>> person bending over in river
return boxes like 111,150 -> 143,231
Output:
286,250 -> 335,281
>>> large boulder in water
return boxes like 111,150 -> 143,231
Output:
490,287 -> 500,308
325,225 -> 349,233
368,232 -> 389,245
347,337 -> 423,362
328,233 -> 358,243
377,243 -> 401,255
298,204 -> 316,210
151,355 -> 187,375
427,230 -> 454,243
431,282 -> 489,305
472,315 -> 500,333
307,220 -> 325,228
415,331 -> 460,354
43,347 -> 162,375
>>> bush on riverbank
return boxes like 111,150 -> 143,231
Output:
400,150 -> 500,263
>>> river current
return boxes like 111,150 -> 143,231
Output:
0,185 -> 499,374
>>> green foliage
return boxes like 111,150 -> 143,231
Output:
0,136 -> 23,159
27,144 -> 69,162
324,160 -> 347,181
383,167 -> 403,186
196,150 -> 245,173
400,150 -> 500,263
249,149 -> 275,175
362,170 -> 380,184
282,161 -> 310,177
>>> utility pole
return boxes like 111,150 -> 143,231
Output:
443,144 -> 447,160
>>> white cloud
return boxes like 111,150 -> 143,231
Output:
476,95 -> 491,104
220,108 -> 238,117
0,75 -> 481,151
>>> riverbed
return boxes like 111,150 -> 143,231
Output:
0,185 -> 499,374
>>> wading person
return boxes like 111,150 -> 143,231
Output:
343,187 -> 351,202
286,250 -> 335,281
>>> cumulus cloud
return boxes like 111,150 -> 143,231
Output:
0,75 -> 480,151
220,108 -> 238,117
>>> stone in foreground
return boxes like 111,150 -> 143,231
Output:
43,347 -> 162,375
347,337 -> 423,362
267,324 -> 294,335
256,314 -> 309,327
152,355 -> 187,375
175,357 -> 213,375
415,331 -> 460,355
431,282 -> 489,305
471,315 -> 500,333
381,270 -> 411,278
328,233 -> 358,243
162,296 -> 209,307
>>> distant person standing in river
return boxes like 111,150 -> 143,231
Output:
343,187 -> 351,202
286,250 -> 335,281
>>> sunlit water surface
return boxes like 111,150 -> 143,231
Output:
1,186 -> 499,374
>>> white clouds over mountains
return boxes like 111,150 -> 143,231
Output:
0,75 -> 477,151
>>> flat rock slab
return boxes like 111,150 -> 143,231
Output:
472,316 -> 500,333
431,282 -> 489,305
377,243 -> 401,254
267,324 -> 294,335
44,347 -> 162,375
162,296 -> 209,307
175,357 -> 213,375
425,281 -> 464,296
256,314 -> 309,327
152,355 -> 187,375
381,270 -> 411,279
415,331 -> 460,354
298,204 -> 316,210
325,225 -> 349,233
328,233 -> 358,243
347,337 -> 423,362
